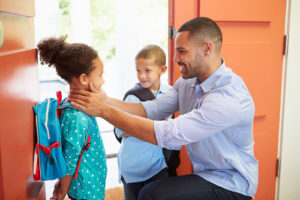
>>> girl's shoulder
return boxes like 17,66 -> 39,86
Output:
60,107 -> 90,126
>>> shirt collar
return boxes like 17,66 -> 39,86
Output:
194,59 -> 226,93
157,82 -> 169,94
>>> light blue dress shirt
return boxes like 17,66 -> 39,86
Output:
142,61 -> 258,197
116,83 -> 172,183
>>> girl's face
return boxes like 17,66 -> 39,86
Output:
86,57 -> 104,90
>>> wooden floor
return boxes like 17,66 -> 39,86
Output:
63,187 -> 124,200
104,187 -> 124,200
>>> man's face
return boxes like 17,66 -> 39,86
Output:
173,31 -> 204,79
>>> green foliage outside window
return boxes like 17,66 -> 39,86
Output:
57,0 -> 167,65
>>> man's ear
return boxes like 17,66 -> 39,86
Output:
202,41 -> 213,56
160,65 -> 167,74
79,73 -> 88,85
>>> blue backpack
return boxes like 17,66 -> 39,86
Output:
33,91 -> 93,181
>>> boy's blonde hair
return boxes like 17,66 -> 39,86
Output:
135,44 -> 166,67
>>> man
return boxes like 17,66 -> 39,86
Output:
69,17 -> 258,200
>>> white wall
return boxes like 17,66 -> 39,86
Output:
277,0 -> 300,199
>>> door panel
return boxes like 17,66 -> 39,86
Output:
0,0 -> 43,199
169,0 -> 286,199
200,0 -> 273,21
168,0 -> 196,175
0,49 -> 42,199
0,0 -> 35,17
0,13 -> 35,53
168,0 -> 198,85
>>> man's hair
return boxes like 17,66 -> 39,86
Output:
135,44 -> 166,67
178,17 -> 223,52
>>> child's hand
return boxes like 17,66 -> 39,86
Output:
50,181 -> 60,200
50,181 -> 66,200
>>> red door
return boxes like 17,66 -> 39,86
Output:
169,0 -> 286,199
0,0 -> 44,199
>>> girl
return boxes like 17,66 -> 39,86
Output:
37,36 -> 107,200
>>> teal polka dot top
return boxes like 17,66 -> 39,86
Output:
60,107 -> 107,200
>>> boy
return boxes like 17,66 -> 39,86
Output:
115,45 -> 178,200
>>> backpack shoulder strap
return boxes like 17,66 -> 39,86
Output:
114,83 -> 155,143
123,83 -> 155,101
74,111 -> 93,179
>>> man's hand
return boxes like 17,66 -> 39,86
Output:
69,82 -> 108,117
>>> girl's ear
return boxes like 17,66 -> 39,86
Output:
160,65 -> 167,74
79,73 -> 88,85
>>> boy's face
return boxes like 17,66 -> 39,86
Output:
87,57 -> 104,90
135,57 -> 166,91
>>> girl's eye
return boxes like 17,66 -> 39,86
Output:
146,69 -> 151,72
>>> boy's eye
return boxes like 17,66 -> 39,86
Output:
146,69 -> 152,72
136,69 -> 140,72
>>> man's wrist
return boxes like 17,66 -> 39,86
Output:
106,97 -> 113,105
100,102 -> 113,118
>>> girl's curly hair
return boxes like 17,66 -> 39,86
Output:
37,36 -> 98,83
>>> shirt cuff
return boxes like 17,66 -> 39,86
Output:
154,120 -> 181,150
141,101 -> 161,120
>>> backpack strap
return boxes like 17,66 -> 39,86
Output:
37,142 -> 61,165
123,83 -> 155,101
74,111 -> 93,179
74,135 -> 91,179
114,83 -> 155,143
56,91 -> 63,118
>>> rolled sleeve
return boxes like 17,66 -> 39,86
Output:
154,91 -> 242,149
142,87 -> 179,120
154,120 -> 181,150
